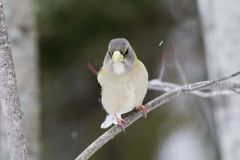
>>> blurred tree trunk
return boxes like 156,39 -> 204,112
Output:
0,1 -> 28,159
198,0 -> 240,160
0,106 -> 9,159
1,0 -> 40,160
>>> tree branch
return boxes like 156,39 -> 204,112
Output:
149,80 -> 240,97
74,71 -> 240,160
170,42 -> 187,84
0,1 -> 28,160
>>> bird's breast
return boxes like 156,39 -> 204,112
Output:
112,62 -> 126,75
101,75 -> 135,114
98,61 -> 148,115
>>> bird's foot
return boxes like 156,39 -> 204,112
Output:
117,118 -> 126,126
116,116 -> 126,132
136,105 -> 149,118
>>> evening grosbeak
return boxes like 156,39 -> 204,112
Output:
97,38 -> 148,128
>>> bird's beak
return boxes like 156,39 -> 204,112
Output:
112,51 -> 124,62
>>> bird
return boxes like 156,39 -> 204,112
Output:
97,38 -> 149,129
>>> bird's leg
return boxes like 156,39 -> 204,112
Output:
136,105 -> 149,118
116,118 -> 126,126
115,114 -> 126,132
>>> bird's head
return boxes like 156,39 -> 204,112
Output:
103,38 -> 136,75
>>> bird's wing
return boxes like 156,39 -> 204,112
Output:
97,82 -> 102,106
97,68 -> 106,110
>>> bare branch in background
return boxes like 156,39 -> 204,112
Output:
171,42 -> 187,84
149,80 -> 240,98
0,1 -> 28,160
86,62 -> 98,76
158,52 -> 165,81
158,41 -> 165,81
74,71 -> 240,160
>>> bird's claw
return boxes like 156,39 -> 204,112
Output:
136,105 -> 149,118
116,117 -> 126,132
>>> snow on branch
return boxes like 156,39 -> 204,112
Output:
74,71 -> 240,160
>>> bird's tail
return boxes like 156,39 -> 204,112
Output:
101,114 -> 117,129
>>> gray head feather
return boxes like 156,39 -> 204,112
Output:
103,38 -> 136,73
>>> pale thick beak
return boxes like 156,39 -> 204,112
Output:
112,51 -> 124,62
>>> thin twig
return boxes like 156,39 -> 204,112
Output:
218,71 -> 240,82
170,42 -> 187,84
86,62 -> 98,76
158,52 -> 165,81
74,71 -> 240,160
158,41 -> 165,81
187,71 -> 240,92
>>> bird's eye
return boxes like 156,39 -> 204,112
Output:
108,51 -> 113,56
123,49 -> 128,56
